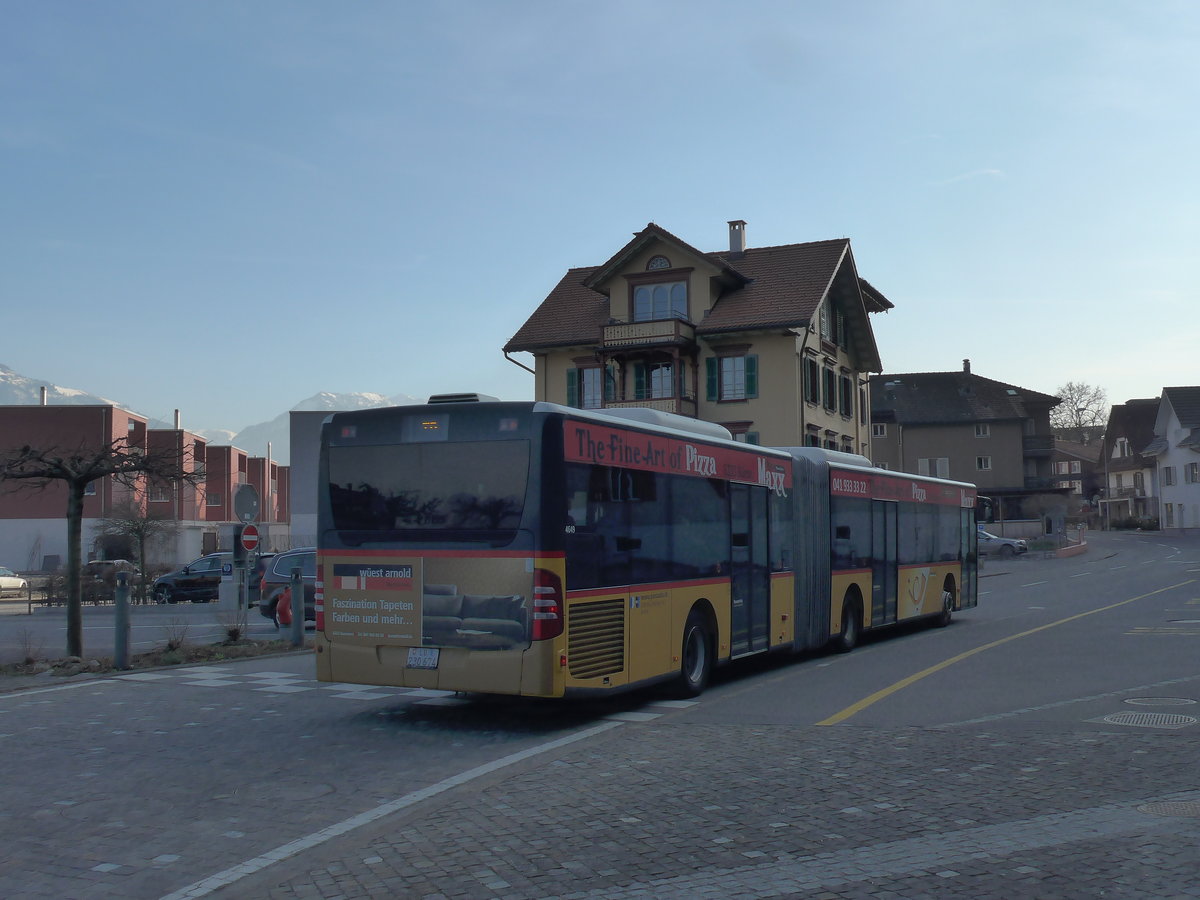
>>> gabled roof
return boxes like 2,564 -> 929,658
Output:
1145,387 -> 1200,456
505,225 -> 886,372
870,370 -> 1060,426
1106,399 -> 1159,459
1164,387 -> 1200,428
581,222 -> 750,294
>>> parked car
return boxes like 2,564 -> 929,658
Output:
258,547 -> 316,626
977,528 -> 1028,558
82,559 -> 143,604
0,566 -> 29,595
153,552 -> 276,604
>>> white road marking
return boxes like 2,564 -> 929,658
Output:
159,720 -> 624,900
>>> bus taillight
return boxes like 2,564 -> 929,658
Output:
315,564 -> 325,631
531,568 -> 563,641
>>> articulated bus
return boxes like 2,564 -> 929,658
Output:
314,398 -> 978,697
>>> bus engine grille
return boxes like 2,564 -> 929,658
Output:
567,598 -> 625,679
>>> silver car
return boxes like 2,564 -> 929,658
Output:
0,566 -> 29,595
977,529 -> 1028,558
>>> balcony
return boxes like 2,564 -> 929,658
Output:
1022,435 -> 1055,456
605,396 -> 698,417
603,318 -> 696,348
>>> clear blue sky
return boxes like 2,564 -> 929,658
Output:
4,1 -> 1197,434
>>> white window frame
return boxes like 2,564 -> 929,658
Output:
976,456 -> 992,471
918,457 -> 949,478
975,423 -> 990,438
872,423 -> 886,438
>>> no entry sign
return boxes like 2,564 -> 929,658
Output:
240,523 -> 260,552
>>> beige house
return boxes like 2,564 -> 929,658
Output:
504,221 -> 891,452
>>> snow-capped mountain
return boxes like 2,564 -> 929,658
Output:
0,363 -> 418,466
0,364 -> 119,407
230,392 -> 419,464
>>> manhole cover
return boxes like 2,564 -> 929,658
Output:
1125,697 -> 1198,707
1137,801 -> 1200,817
1101,712 -> 1197,729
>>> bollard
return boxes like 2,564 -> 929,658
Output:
114,572 -> 131,669
289,567 -> 304,648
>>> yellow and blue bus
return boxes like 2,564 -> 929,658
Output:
314,397 -> 978,697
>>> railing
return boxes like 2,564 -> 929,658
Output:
1022,435 -> 1055,454
603,319 -> 696,348
604,396 -> 698,417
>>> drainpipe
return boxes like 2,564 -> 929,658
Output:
503,350 -> 536,376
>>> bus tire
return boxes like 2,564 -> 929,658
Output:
676,610 -> 713,698
935,587 -> 954,628
834,597 -> 860,653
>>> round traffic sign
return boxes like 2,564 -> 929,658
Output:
241,524 -> 260,552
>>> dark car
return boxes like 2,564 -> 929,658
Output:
258,547 -> 316,626
153,553 -> 230,603
153,552 -> 276,605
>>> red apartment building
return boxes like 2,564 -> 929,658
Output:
0,404 -> 291,571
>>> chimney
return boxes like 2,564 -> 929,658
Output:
174,409 -> 181,430
963,359 -> 971,374
40,386 -> 47,405
728,219 -> 747,255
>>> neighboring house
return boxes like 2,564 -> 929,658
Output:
1050,438 -> 1102,515
504,221 -> 892,453
1143,386 -> 1200,531
1098,399 -> 1160,527
869,361 -> 1061,522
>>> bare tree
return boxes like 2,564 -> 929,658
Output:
0,438 -> 200,657
95,498 -> 181,603
1050,382 -> 1109,443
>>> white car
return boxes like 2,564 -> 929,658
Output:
977,529 -> 1028,558
0,566 -> 29,595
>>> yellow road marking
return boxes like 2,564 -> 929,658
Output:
817,580 -> 1196,726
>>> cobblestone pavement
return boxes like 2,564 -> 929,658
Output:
214,716 -> 1200,899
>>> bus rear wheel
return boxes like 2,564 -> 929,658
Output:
676,610 -> 712,697
935,589 -> 954,627
834,598 -> 860,653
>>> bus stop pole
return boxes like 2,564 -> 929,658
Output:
114,572 -> 131,669
289,567 -> 304,647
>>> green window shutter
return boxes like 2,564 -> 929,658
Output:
633,362 -> 646,400
566,368 -> 579,407
745,355 -> 758,398
705,358 -> 717,401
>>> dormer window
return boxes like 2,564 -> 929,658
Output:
647,255 -> 671,270
633,280 -> 687,322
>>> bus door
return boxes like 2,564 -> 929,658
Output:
960,507 -> 978,607
730,483 -> 770,656
871,500 -> 898,624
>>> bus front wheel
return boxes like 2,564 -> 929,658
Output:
834,598 -> 860,653
676,610 -> 713,697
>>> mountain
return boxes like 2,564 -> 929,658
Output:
0,362 -> 417,466
229,392 -> 420,464
0,363 -> 119,407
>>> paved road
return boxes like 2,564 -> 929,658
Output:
1,531 -> 1198,899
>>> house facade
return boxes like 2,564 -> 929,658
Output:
869,361 -> 1062,523
1098,399 -> 1159,527
504,221 -> 891,452
1143,387 -> 1200,531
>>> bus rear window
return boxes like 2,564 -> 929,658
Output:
328,441 -> 530,538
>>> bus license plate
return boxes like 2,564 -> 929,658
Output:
406,647 -> 439,669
